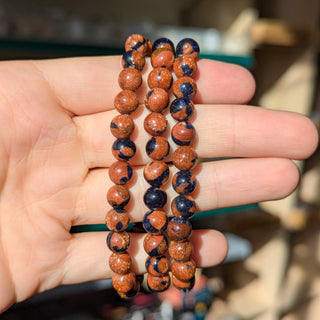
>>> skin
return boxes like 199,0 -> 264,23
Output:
0,56 -> 318,313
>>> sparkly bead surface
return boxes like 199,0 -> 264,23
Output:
171,195 -> 196,219
145,88 -> 169,113
173,56 -> 198,78
176,38 -> 200,59
125,34 -> 149,56
172,274 -> 195,293
110,115 -> 135,139
105,208 -> 129,232
109,161 -> 133,185
144,160 -> 169,187
144,112 -> 168,136
112,271 -> 140,298
118,68 -> 142,91
172,260 -> 196,282
171,121 -> 196,146
172,170 -> 197,194
147,67 -> 173,91
114,90 -> 139,115
121,50 -> 145,70
107,185 -> 130,209
147,274 -> 170,292
143,209 -> 168,234
146,136 -> 170,160
169,240 -> 193,262
152,38 -> 175,53
170,98 -> 195,122
143,187 -> 167,209
112,138 -> 136,161
173,146 -> 197,171
151,48 -> 175,69
109,252 -> 132,274
107,231 -> 130,253
146,256 -> 169,276
172,77 -> 197,100
167,217 -> 192,241
143,234 -> 168,257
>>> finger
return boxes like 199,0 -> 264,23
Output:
72,157 -> 299,226
61,229 -> 227,285
74,105 -> 318,168
34,56 -> 255,115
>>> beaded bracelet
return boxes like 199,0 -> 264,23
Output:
167,38 -> 200,292
106,34 -> 151,299
142,38 -> 175,292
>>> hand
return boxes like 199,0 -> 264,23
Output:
0,56 -> 317,313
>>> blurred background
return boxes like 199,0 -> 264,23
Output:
0,0 -> 320,319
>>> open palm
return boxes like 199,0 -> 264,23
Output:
0,56 -> 317,313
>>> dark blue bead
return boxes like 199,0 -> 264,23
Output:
172,195 -> 196,219
152,38 -> 175,53
172,170 -> 197,194
180,81 -> 194,98
112,138 -> 136,161
170,98 -> 194,121
144,187 -> 167,209
176,38 -> 200,58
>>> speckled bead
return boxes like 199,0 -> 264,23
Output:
170,97 -> 195,122
152,38 -> 175,53
144,112 -> 168,136
146,136 -> 170,160
169,240 -> 193,262
143,209 -> 168,234
167,217 -> 192,241
172,260 -> 196,282
106,208 -> 129,232
114,90 -> 139,115
172,170 -> 197,195
147,67 -> 173,91
110,115 -> 135,139
143,187 -> 167,209
121,50 -> 145,70
151,38 -> 175,69
109,161 -> 133,185
118,68 -> 142,91
176,38 -> 200,59
172,274 -> 195,293
112,271 -> 140,299
125,34 -> 149,56
112,138 -> 136,161
107,231 -> 130,253
147,274 -> 171,292
144,160 -> 169,187
171,121 -> 196,146
143,234 -> 168,257
171,195 -> 196,219
107,185 -> 130,209
145,88 -> 169,113
109,252 -> 132,274
146,256 -> 169,276
173,146 -> 197,171
172,76 -> 197,100
173,56 -> 198,78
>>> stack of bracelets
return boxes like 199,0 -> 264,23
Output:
107,34 -> 200,298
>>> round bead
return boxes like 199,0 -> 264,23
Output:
167,217 -> 192,241
143,234 -> 168,257
171,121 -> 196,146
151,48 -> 175,69
109,252 -> 132,274
109,161 -> 133,185
107,185 -> 130,209
172,76 -> 197,100
170,97 -> 195,121
112,138 -> 136,161
106,208 -> 129,232
146,256 -> 169,276
114,90 -> 139,115
176,38 -> 200,59
173,56 -> 198,78
147,273 -> 170,292
152,38 -> 175,53
169,240 -> 193,262
110,115 -> 135,139
143,209 -> 168,234
112,271 -> 140,299
146,136 -> 170,160
144,112 -> 168,136
118,68 -> 142,91
147,67 -> 173,91
107,231 -> 130,253
172,170 -> 197,194
172,274 -> 195,293
145,88 -> 169,113
143,187 -> 167,209
173,146 -> 197,170
121,50 -> 145,70
171,195 -> 196,219
172,260 -> 196,282
125,34 -> 149,56
144,160 -> 169,187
